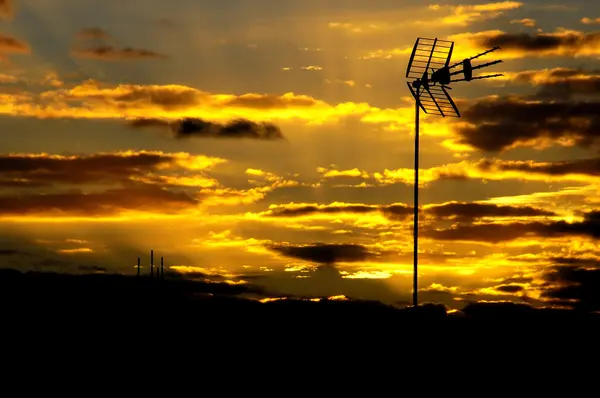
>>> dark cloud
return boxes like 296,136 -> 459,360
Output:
478,157 -> 600,177
549,257 -> 600,267
0,152 -> 214,217
71,27 -> 164,60
0,152 -> 175,187
423,222 -> 539,243
455,67 -> 600,152
497,276 -> 534,284
128,117 -> 285,140
495,284 -> 525,293
264,202 -> 553,222
0,249 -> 19,255
268,243 -> 374,264
380,204 -> 413,220
83,86 -> 200,109
76,27 -> 111,40
267,204 -> 379,218
0,33 -> 30,54
0,185 -> 199,217
426,202 -> 554,221
71,46 -> 167,61
476,30 -> 600,55
423,210 -> 600,243
265,203 -> 412,220
542,266 -> 600,311
455,96 -> 600,152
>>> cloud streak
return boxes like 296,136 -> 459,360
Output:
0,151 -> 228,217
128,117 -> 285,140
262,201 -> 555,222
0,33 -> 30,54
422,210 -> 600,243
0,185 -> 200,217
364,29 -> 600,60
71,27 -> 166,61
71,46 -> 167,61
268,243 -> 374,264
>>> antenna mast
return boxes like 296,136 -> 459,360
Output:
405,37 -> 503,306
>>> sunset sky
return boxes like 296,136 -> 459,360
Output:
2,0 -> 600,309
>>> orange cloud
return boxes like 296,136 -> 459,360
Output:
0,33 -> 30,54
510,18 -> 536,27
0,0 -> 13,19
0,79 -> 425,132
581,17 -> 600,25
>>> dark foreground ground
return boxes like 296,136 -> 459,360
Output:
2,268 -> 599,332
3,270 -> 596,376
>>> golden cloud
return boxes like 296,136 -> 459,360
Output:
373,158 -> 600,186
329,2 -> 522,33
424,1 -> 523,27
0,79 -> 432,133
510,18 -> 536,27
363,29 -> 600,61
0,151 -> 295,220
581,17 -> 600,25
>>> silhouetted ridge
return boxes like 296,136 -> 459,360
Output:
1,269 -> 600,335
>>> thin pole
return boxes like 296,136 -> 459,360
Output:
137,257 -> 140,277
150,249 -> 154,278
413,100 -> 419,307
160,257 -> 164,280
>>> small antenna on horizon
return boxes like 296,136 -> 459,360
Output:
137,257 -> 140,277
160,257 -> 164,280
150,250 -> 154,278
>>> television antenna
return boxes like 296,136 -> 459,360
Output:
405,37 -> 503,307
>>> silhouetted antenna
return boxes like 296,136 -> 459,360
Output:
137,257 -> 140,278
150,250 -> 154,278
406,37 -> 502,307
160,257 -> 164,280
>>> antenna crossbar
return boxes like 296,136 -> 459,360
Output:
448,46 -> 501,70
450,73 -> 504,83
